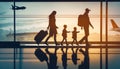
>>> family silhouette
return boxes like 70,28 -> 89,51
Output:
33,8 -> 94,69
41,8 -> 94,46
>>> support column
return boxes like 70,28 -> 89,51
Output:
13,0 -> 16,69
100,1 -> 103,69
105,1 -> 108,69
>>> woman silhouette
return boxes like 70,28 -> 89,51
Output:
45,11 -> 59,45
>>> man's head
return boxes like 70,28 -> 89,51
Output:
85,8 -> 90,13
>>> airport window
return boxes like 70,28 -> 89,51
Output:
14,2 -> 101,42
0,2 -> 14,41
108,2 -> 120,41
0,1 -> 120,69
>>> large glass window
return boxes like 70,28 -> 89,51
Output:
14,2 -> 100,42
108,2 -> 120,41
0,2 -> 14,41
0,1 -> 120,69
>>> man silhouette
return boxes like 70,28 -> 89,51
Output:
45,11 -> 59,46
79,8 -> 94,46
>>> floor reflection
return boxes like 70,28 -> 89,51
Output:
34,47 -> 90,69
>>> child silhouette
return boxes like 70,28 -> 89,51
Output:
61,25 -> 70,46
71,27 -> 79,46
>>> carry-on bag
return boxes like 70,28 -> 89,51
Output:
34,30 -> 48,45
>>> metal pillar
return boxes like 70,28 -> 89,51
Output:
100,1 -> 103,69
13,0 -> 16,69
105,1 -> 108,69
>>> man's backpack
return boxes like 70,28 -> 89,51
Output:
78,15 -> 86,27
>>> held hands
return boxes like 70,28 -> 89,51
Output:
77,31 -> 80,33
67,31 -> 71,33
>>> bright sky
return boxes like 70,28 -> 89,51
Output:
0,2 -> 120,34
0,2 -> 100,15
0,2 -> 119,15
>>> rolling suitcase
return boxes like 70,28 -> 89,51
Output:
34,30 -> 48,45
34,48 -> 48,62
